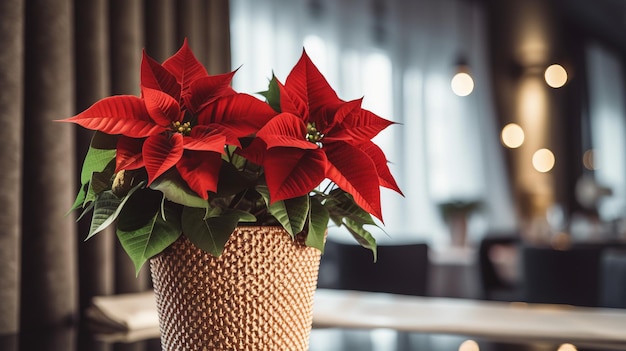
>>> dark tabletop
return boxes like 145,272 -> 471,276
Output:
1,325 -> 620,351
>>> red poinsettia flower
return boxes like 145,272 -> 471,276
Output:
249,50 -> 402,221
62,40 -> 276,199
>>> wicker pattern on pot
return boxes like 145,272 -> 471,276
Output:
149,226 -> 322,351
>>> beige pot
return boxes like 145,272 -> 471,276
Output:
149,226 -> 322,351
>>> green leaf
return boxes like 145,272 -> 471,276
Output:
326,189 -> 377,227
116,208 -> 182,275
76,201 -> 95,222
69,183 -> 88,213
86,182 -> 143,240
84,181 -> 99,207
80,145 -> 116,185
232,209 -> 257,223
256,185 -> 309,236
181,207 -> 254,257
70,155 -> 116,213
213,160 -> 254,198
258,74 -> 281,112
90,162 -> 116,193
144,209 -> 182,256
83,160 -> 117,206
116,188 -> 163,232
343,218 -> 378,262
306,197 -> 329,252
222,145 -> 249,170
150,171 -> 208,209
325,188 -> 381,259
277,196 -> 310,235
87,191 -> 122,240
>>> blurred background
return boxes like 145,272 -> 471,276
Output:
230,0 -> 626,248
229,0 -> 626,305
2,0 -> 626,340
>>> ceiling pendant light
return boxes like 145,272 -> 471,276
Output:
450,0 -> 474,97
451,57 -> 474,96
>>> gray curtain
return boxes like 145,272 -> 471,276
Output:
0,0 -> 231,335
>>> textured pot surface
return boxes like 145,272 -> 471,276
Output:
150,226 -> 322,351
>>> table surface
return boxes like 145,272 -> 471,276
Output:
5,288 -> 626,351
312,289 -> 626,350
3,326 -> 620,351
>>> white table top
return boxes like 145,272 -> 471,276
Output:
312,289 -> 626,349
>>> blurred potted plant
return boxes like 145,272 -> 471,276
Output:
438,199 -> 482,247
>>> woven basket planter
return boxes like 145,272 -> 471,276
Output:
149,226 -> 322,351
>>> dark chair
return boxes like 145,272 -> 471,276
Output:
600,248 -> 626,308
477,234 -> 521,301
521,243 -> 612,307
319,240 -> 429,296
316,238 -> 342,289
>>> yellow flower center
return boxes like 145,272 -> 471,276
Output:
306,122 -> 324,147
172,121 -> 192,135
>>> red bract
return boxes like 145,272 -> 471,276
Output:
250,50 -> 402,221
62,40 -> 276,199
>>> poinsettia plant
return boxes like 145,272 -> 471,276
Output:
61,40 -> 402,273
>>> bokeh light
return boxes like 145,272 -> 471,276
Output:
545,64 -> 568,88
451,72 -> 474,96
582,149 -> 596,170
557,343 -> 577,351
459,339 -> 480,351
532,148 -> 555,172
501,123 -> 525,148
